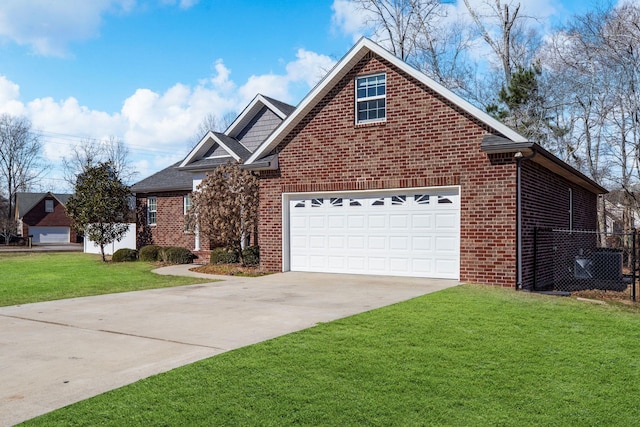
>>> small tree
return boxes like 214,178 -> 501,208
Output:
190,162 -> 259,265
0,195 -> 17,245
65,162 -> 132,262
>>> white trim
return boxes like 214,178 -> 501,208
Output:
246,38 -> 526,165
281,185 -> 461,276
180,131 -> 241,168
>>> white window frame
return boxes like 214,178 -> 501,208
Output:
183,194 -> 194,233
355,73 -> 386,124
45,199 -> 54,213
147,196 -> 157,226
183,194 -> 192,215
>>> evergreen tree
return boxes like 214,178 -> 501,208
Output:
66,162 -> 132,262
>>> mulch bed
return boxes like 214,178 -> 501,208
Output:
190,263 -> 270,277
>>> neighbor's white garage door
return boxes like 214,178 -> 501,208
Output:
287,188 -> 460,279
30,226 -> 70,244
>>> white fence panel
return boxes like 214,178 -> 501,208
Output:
84,223 -> 137,255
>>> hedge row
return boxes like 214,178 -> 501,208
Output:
113,245 -> 195,264
210,246 -> 259,266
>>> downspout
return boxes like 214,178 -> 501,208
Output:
515,149 -> 537,290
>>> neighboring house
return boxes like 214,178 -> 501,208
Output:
14,192 -> 77,243
131,94 -> 295,260
238,38 -> 606,290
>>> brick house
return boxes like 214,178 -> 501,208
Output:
240,38 -> 606,289
131,94 -> 295,261
14,192 -> 78,243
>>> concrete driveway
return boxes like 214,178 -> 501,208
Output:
0,270 -> 457,426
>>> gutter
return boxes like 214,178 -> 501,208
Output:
515,149 -> 537,290
239,154 -> 279,171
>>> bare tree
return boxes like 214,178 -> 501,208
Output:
189,112 -> 236,149
189,162 -> 259,265
0,194 -> 17,245
62,136 -> 137,187
463,0 -> 540,86
0,114 -> 47,219
352,0 -> 444,61
541,3 -> 640,237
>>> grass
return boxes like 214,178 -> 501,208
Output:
0,252 -> 212,307
21,285 -> 640,426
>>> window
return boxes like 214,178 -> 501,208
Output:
183,194 -> 192,215
356,74 -> 386,124
44,199 -> 54,213
147,197 -> 157,225
183,194 -> 194,232
569,188 -> 573,230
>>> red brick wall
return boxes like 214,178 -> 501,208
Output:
520,160 -> 598,289
136,192 -> 204,254
258,53 -> 519,287
22,197 -> 76,242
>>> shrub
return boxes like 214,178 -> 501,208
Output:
112,248 -> 138,262
210,247 -> 239,264
242,245 -> 260,266
139,245 -> 161,262
162,246 -> 195,264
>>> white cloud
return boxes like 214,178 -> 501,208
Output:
0,47 -> 336,190
331,0 -> 371,42
0,0 -> 197,57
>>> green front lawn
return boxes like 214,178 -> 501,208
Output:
22,285 -> 640,426
0,252 -> 211,307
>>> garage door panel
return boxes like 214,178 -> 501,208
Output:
309,236 -> 325,248
412,259 -> 433,273
389,215 -> 408,228
30,227 -> 70,244
435,236 -> 458,252
328,256 -> 345,269
390,236 -> 409,250
368,215 -> 386,228
411,213 -> 432,229
328,215 -> 345,228
348,216 -> 365,228
348,236 -> 365,249
389,258 -> 409,272
435,212 -> 458,229
368,236 -> 386,250
347,256 -> 366,270
328,235 -> 345,249
412,236 -> 432,251
309,216 -> 325,228
288,188 -> 459,279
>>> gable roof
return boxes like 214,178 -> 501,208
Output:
179,131 -> 251,170
15,192 -> 71,218
130,162 -> 193,194
245,37 -> 527,165
225,94 -> 295,138
178,94 -> 294,172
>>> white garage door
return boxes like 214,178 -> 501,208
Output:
287,188 -> 460,279
30,226 -> 70,244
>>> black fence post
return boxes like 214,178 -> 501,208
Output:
633,229 -> 637,303
533,227 -> 538,291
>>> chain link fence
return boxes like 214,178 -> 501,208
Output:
533,228 -> 637,300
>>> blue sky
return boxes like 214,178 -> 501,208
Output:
0,0 -> 605,191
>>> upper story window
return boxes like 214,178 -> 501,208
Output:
45,199 -> 54,213
147,196 -> 157,226
356,74 -> 386,124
